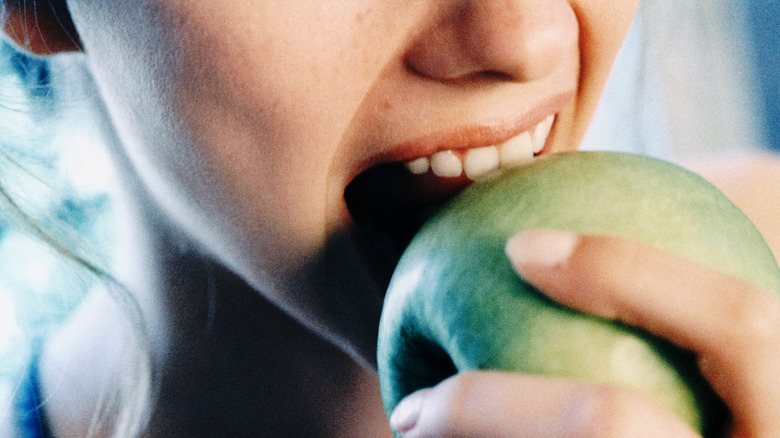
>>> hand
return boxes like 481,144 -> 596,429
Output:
389,230 -> 780,437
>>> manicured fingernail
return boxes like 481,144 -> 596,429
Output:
505,229 -> 578,270
389,389 -> 427,434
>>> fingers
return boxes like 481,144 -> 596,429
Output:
506,230 -> 780,437
389,371 -> 700,438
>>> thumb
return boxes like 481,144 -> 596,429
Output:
388,372 -> 699,438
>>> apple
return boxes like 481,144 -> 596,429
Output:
377,151 -> 780,435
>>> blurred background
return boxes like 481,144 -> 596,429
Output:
745,0 -> 780,151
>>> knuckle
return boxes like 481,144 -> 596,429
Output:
727,292 -> 780,352
578,386 -> 654,438
431,372 -> 518,437
436,372 -> 480,428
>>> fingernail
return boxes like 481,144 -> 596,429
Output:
505,229 -> 578,270
389,389 -> 427,434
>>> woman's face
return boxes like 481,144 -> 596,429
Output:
66,0 -> 638,317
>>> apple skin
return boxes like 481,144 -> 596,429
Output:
377,151 -> 780,435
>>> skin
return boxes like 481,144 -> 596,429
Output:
2,0 -> 780,436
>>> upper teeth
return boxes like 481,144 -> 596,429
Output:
405,115 -> 555,180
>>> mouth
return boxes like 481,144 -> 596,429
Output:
344,114 -> 557,285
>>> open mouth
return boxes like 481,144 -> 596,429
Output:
344,115 -> 555,285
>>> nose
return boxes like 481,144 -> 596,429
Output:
405,0 -> 578,83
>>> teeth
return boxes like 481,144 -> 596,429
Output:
531,115 -> 554,153
405,157 -> 430,175
405,115 -> 555,180
463,146 -> 500,180
498,131 -> 534,168
430,150 -> 463,177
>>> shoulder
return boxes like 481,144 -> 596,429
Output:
681,150 -> 780,258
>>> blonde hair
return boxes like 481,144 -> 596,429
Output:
1,3 -> 153,435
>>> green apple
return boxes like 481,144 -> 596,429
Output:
377,151 -> 780,435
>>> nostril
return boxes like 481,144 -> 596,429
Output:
482,70 -> 512,81
403,0 -> 579,84
404,55 -> 512,84
403,24 -> 472,81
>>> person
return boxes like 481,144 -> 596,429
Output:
1,0 -> 779,436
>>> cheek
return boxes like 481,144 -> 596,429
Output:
567,0 -> 640,146
70,1 -> 420,270
157,3 -> 410,244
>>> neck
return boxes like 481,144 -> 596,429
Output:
37,164 -> 391,437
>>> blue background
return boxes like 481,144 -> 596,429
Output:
745,1 -> 780,150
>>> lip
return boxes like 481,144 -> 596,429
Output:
378,91 -> 572,164
339,89 -> 573,229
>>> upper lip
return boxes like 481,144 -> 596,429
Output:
353,91 -> 574,175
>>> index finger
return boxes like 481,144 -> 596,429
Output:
506,230 -> 780,437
